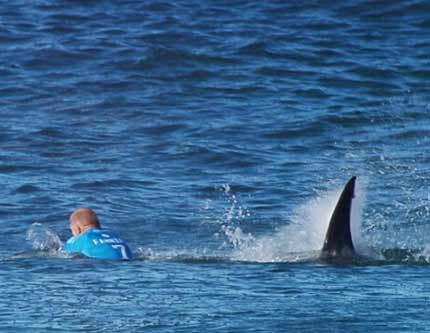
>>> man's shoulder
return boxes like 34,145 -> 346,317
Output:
66,235 -> 78,244
87,228 -> 119,239
64,234 -> 85,252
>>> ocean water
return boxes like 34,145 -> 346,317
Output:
1,0 -> 430,331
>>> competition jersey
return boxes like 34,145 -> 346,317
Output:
64,228 -> 132,260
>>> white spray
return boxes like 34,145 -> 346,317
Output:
224,178 -> 367,263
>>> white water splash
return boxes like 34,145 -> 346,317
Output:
136,179 -> 371,264
224,179 -> 367,263
26,223 -> 63,252
217,183 -> 253,249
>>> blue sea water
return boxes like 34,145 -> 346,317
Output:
1,0 -> 430,331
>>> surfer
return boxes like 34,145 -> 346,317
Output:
64,207 -> 132,260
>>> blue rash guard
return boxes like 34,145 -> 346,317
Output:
64,228 -> 132,260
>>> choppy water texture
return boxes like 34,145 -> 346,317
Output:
1,0 -> 430,332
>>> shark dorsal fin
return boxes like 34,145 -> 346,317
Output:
320,176 -> 356,258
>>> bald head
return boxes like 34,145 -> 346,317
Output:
69,208 -> 101,236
